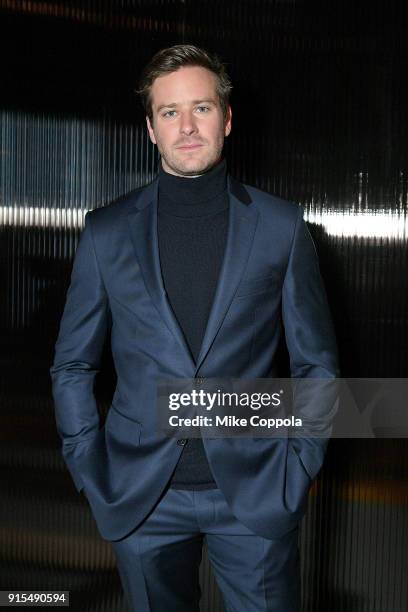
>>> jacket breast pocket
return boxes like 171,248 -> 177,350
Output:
235,273 -> 280,298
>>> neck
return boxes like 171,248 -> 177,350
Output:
158,157 -> 228,217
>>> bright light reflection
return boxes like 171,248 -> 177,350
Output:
0,205 -> 407,240
306,209 -> 406,240
0,206 -> 88,229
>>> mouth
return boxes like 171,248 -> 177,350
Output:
176,143 -> 203,150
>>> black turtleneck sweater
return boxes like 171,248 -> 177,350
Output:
157,158 -> 229,489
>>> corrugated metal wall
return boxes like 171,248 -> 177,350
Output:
1,1 -> 407,610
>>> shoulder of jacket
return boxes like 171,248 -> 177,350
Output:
242,182 -> 302,223
85,182 -> 154,227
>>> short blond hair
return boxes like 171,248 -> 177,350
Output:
137,44 -> 232,122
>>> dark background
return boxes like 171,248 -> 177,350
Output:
0,1 -> 407,610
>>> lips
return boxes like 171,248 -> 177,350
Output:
175,143 -> 203,150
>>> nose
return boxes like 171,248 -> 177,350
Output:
179,111 -> 198,136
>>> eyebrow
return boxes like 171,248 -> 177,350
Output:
156,99 -> 218,112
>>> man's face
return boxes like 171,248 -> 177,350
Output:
146,66 -> 232,177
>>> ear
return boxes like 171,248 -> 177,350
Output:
224,105 -> 232,137
146,116 -> 157,145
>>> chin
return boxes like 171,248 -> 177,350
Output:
176,159 -> 218,176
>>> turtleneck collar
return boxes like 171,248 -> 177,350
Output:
158,157 -> 228,218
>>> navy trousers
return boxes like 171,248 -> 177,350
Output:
111,485 -> 301,612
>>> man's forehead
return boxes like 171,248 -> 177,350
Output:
150,66 -> 218,107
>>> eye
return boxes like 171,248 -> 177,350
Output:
162,110 -> 177,118
196,106 -> 210,113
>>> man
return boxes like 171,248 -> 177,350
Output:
50,44 -> 339,611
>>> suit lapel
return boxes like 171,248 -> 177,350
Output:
194,177 -> 258,372
126,175 -> 259,374
126,180 -> 196,371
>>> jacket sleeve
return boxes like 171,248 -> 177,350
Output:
282,205 -> 340,480
50,212 -> 110,492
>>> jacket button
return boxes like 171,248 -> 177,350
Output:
196,377 -> 204,384
177,439 -> 188,446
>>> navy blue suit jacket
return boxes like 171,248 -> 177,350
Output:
50,175 -> 339,541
